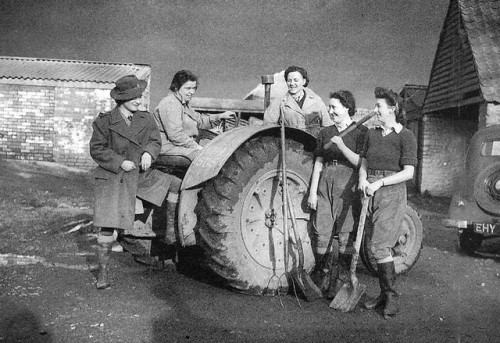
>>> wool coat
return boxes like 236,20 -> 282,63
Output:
90,107 -> 173,231
263,88 -> 333,135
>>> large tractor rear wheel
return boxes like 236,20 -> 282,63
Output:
195,135 -> 315,295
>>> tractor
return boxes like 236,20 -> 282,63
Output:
128,77 -> 424,295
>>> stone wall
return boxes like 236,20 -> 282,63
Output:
419,110 -> 477,196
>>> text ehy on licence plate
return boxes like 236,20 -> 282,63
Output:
473,222 -> 498,235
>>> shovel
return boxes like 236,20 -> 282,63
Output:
279,113 -> 322,301
329,196 -> 369,311
286,189 -> 323,301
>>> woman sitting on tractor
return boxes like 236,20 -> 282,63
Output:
153,70 -> 235,172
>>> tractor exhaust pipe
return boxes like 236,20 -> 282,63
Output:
261,75 -> 274,110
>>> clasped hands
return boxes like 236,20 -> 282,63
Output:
120,152 -> 152,172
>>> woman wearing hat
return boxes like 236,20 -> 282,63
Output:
263,65 -> 332,135
153,70 -> 235,170
90,75 -> 182,289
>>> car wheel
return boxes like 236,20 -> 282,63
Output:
474,163 -> 500,215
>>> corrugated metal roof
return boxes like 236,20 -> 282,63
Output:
0,56 -> 150,84
423,0 -> 500,113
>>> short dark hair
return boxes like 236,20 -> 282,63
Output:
375,87 -> 406,124
330,90 -> 356,117
170,70 -> 198,92
284,66 -> 309,87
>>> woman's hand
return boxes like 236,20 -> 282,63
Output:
219,111 -> 235,120
329,136 -> 346,149
140,152 -> 152,171
360,179 -> 383,197
120,160 -> 136,172
307,193 -> 318,210
358,178 -> 370,197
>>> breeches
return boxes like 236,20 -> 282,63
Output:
314,164 -> 360,251
367,175 -> 407,261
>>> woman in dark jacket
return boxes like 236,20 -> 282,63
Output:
90,75 -> 181,289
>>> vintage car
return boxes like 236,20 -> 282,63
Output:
443,125 -> 500,254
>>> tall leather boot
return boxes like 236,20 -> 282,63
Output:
154,200 -> 178,272
379,261 -> 399,317
326,252 -> 352,299
96,240 -> 112,289
164,201 -> 178,245
310,252 -> 329,289
363,265 -> 387,310
364,261 -> 399,317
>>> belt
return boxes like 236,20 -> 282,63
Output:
325,159 -> 350,167
368,169 -> 397,177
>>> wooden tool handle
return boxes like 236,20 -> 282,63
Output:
323,112 -> 376,151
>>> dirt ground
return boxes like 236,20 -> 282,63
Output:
0,159 -> 499,343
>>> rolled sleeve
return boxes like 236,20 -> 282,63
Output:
400,130 -> 418,166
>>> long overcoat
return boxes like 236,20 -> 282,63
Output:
90,107 -> 172,231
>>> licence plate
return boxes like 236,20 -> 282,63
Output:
473,222 -> 499,235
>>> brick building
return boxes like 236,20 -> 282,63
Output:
0,57 -> 150,169
420,0 -> 500,195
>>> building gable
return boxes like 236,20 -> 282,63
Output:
423,0 -> 500,114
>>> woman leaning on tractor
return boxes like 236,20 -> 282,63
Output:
358,87 -> 417,317
89,75 -> 182,290
307,90 -> 367,298
263,65 -> 333,135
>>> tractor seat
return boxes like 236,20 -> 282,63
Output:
153,155 -> 191,179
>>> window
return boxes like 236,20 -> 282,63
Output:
481,140 -> 500,156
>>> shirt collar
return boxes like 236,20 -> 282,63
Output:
334,119 -> 354,132
172,92 -> 189,106
377,122 -> 403,134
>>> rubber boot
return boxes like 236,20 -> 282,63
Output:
326,252 -> 352,299
96,240 -> 112,289
379,261 -> 399,318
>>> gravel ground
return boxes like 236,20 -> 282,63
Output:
0,159 -> 499,343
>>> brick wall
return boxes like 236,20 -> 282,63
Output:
53,87 -> 113,168
0,84 -> 56,161
419,111 -> 477,196
0,82 -> 116,169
